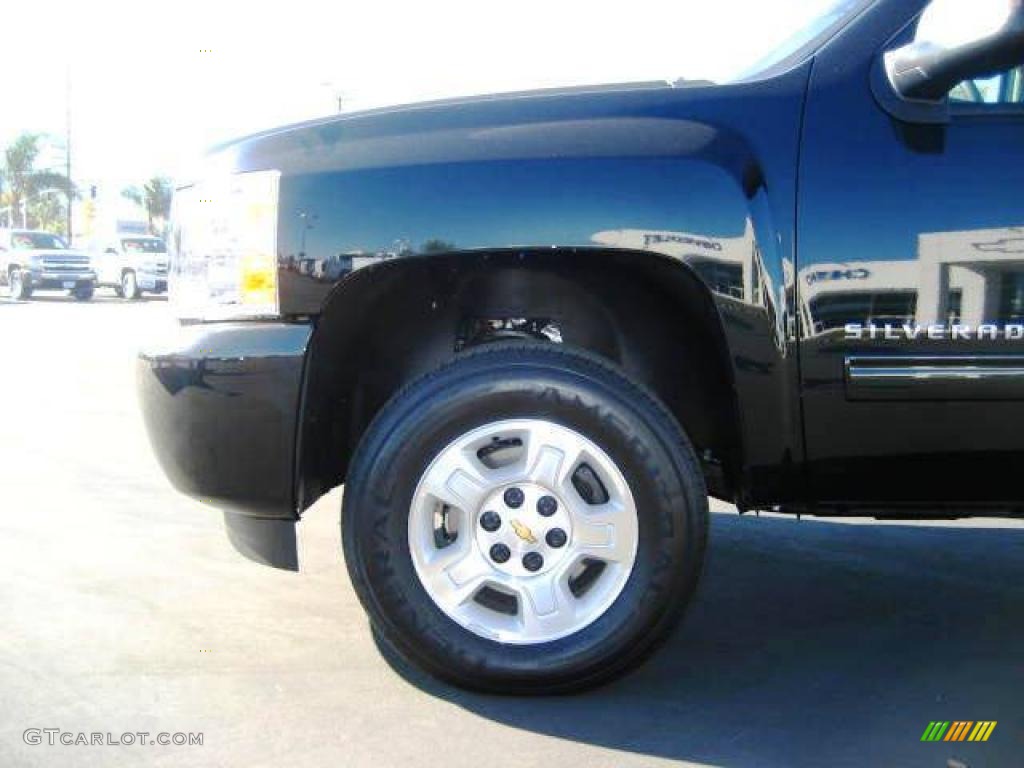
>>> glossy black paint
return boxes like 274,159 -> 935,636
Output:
220,64 -> 813,510
798,0 -> 1024,503
137,322 -> 311,519
140,0 -> 1024,558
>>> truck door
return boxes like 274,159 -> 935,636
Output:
797,0 -> 1024,505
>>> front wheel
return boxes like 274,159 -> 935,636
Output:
9,269 -> 31,300
72,283 -> 95,301
342,344 -> 708,693
121,270 -> 140,300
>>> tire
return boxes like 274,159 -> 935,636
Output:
9,269 -> 31,300
72,283 -> 95,301
342,343 -> 708,693
121,270 -> 140,300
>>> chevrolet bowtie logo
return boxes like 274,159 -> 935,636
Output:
510,520 -> 537,544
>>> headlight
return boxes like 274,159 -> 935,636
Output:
168,169 -> 281,321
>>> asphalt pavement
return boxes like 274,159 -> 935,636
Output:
1,291 -> 1022,768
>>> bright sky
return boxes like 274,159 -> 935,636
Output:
3,0 -> 849,190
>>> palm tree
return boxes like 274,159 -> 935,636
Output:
30,191 -> 68,234
143,176 -> 172,236
0,133 -> 73,233
121,185 -> 143,207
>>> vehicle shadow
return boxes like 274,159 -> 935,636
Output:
0,294 -> 167,304
375,512 -> 1024,768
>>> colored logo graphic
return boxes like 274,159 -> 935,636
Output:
921,721 -> 997,742
510,520 -> 538,544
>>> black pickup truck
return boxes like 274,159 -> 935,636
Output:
139,0 -> 1024,692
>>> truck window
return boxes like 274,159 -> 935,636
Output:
998,271 -> 1024,322
121,238 -> 166,253
950,66 -> 1024,104
11,232 -> 67,250
809,292 -> 917,332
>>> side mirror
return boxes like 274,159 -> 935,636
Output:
885,3 -> 1023,103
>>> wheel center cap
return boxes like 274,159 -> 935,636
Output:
475,483 -> 573,578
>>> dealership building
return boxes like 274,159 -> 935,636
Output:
593,224 -> 1024,336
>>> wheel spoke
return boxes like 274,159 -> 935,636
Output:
573,500 -> 632,563
517,568 -> 576,634
525,444 -> 564,487
421,448 -> 491,511
445,549 -> 493,601
420,545 -> 493,607
524,425 -> 583,488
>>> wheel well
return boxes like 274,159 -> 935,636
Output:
296,250 -> 742,512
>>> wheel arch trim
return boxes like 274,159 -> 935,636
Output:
292,247 -> 749,514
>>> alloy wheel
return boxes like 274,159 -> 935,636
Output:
408,418 -> 639,644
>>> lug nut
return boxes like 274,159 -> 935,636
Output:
537,495 -> 558,517
545,528 -> 567,548
490,543 -> 511,564
479,510 -> 501,532
522,552 -> 544,572
503,487 -> 525,508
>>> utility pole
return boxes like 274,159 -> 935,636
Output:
66,63 -> 73,240
297,210 -> 318,255
320,81 -> 345,114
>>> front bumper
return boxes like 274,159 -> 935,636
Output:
27,271 -> 96,290
137,321 -> 312,569
137,271 -> 168,293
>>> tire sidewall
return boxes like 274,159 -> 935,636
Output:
11,270 -> 25,299
344,351 -> 706,690
123,271 -> 138,299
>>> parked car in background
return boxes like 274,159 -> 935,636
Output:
91,235 -> 169,299
0,229 -> 96,300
